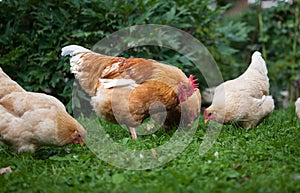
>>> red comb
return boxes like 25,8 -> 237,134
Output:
189,75 -> 199,89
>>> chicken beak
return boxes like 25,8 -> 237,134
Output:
79,140 -> 84,146
204,119 -> 208,124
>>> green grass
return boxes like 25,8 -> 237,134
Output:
1,109 -> 300,193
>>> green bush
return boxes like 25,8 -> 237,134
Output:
0,0 -> 247,112
257,2 -> 300,103
219,1 -> 300,106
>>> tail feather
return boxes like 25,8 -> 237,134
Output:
61,45 -> 93,57
248,51 -> 268,75
0,68 -> 25,99
61,45 -> 125,96
61,45 -> 93,74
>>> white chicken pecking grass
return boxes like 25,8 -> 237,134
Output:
204,51 -> 275,129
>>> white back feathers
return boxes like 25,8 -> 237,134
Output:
100,79 -> 139,89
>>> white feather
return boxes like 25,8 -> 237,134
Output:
102,62 -> 122,75
100,79 -> 139,89
295,98 -> 300,118
61,45 -> 92,56
249,51 -> 268,75
253,95 -> 266,105
61,45 -> 92,74
253,95 -> 274,110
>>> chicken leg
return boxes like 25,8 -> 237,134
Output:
129,127 -> 137,139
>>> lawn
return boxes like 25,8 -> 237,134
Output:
1,108 -> 300,193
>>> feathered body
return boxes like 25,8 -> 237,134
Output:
295,98 -> 300,119
62,45 -> 201,137
204,51 -> 274,129
0,68 -> 86,153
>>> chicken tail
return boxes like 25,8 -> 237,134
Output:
61,45 -> 93,74
61,45 -> 124,96
247,51 -> 268,76
0,68 -> 25,99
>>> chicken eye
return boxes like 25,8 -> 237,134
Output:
73,130 -> 81,138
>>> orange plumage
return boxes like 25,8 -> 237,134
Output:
0,67 -> 87,153
62,45 -> 201,138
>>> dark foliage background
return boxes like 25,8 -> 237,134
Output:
0,0 -> 299,111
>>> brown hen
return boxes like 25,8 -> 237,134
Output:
62,45 -> 201,138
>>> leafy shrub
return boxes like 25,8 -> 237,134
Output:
220,1 -> 300,107
0,0 -> 246,111
257,1 -> 300,103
